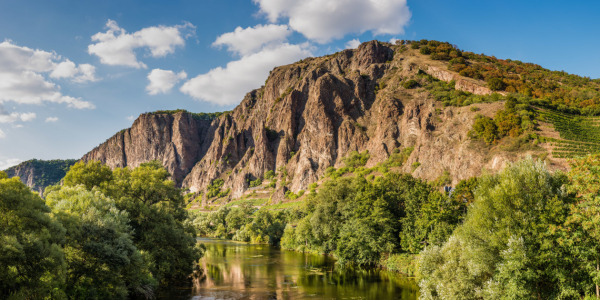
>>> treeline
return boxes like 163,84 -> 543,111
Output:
192,156 -> 600,299
191,172 -> 477,267
0,161 -> 201,300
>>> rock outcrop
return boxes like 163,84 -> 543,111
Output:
82,112 -> 215,184
81,40 -> 555,203
3,159 -> 76,195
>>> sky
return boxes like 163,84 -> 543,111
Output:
1,0 -> 599,169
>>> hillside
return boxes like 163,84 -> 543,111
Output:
4,159 -> 77,194
76,39 -> 600,208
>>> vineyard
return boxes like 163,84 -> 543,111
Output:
539,109 -> 600,158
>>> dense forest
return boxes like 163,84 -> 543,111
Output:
192,155 -> 600,299
0,161 -> 201,299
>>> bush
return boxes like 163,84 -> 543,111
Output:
403,79 -> 419,89
344,150 -> 370,168
487,77 -> 507,91
264,170 -> 276,180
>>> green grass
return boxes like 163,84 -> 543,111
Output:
225,198 -> 268,208
263,200 -> 305,210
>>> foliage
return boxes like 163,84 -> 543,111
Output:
281,173 -> 465,266
191,206 -> 288,245
264,170 -> 276,180
150,109 -> 228,121
383,147 -> 414,168
285,189 -> 305,200
411,39 -> 600,115
418,159 -> 575,299
469,98 -> 536,144
62,161 -> 113,192
206,178 -> 225,198
4,159 -> 76,191
403,79 -> 419,89
343,150 -> 370,168
0,172 -> 66,299
61,161 -> 201,286
248,177 -> 262,188
564,154 -> 600,298
46,186 -> 155,299
487,77 -> 507,91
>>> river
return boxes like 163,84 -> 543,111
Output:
160,238 -> 418,300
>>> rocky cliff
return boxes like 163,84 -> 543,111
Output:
3,159 -> 77,195
81,41 -> 560,203
81,111 -> 217,184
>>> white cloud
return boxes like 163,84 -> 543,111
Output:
0,129 -> 5,139
345,38 -> 361,49
181,43 -> 311,105
0,41 -> 95,109
0,112 -> 36,123
50,60 -> 97,82
0,158 -> 21,169
253,0 -> 411,43
88,19 -> 195,68
45,117 -> 59,122
213,24 -> 292,56
146,69 -> 187,95
126,115 -> 135,121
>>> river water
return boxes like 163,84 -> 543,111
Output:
161,238 -> 418,299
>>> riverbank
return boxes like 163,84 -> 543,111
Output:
164,238 -> 419,300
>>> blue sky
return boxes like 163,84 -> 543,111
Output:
0,0 -> 599,169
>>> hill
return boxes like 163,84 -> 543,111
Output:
14,39 -> 600,204
4,159 -> 77,194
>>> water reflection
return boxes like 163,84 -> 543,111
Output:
160,238 -> 418,299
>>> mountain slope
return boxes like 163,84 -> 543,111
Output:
3,159 -> 76,194
83,40 -> 571,204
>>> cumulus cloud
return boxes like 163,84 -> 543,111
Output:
181,42 -> 311,105
0,41 -> 95,109
50,60 -> 97,82
0,112 -> 36,123
88,20 -> 195,68
0,157 -> 20,168
253,0 -> 411,43
45,117 -> 59,122
0,129 -> 5,139
345,38 -> 361,49
146,69 -> 187,95
213,24 -> 292,56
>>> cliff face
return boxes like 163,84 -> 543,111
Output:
82,112 -> 215,184
4,159 -> 76,195
81,41 -> 559,202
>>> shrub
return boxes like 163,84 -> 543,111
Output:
487,77 -> 507,91
264,170 -> 276,180
344,150 -> 370,168
403,79 -> 419,89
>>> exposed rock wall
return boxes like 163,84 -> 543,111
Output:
81,41 -> 544,203
82,112 -> 215,185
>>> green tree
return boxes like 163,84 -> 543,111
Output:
62,161 -> 112,191
470,115 -> 499,144
418,159 -> 574,299
487,77 -> 507,91
62,161 -> 201,285
565,154 -> 600,298
46,186 -> 155,299
0,172 -> 66,299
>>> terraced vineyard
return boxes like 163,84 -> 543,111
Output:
538,109 -> 600,158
